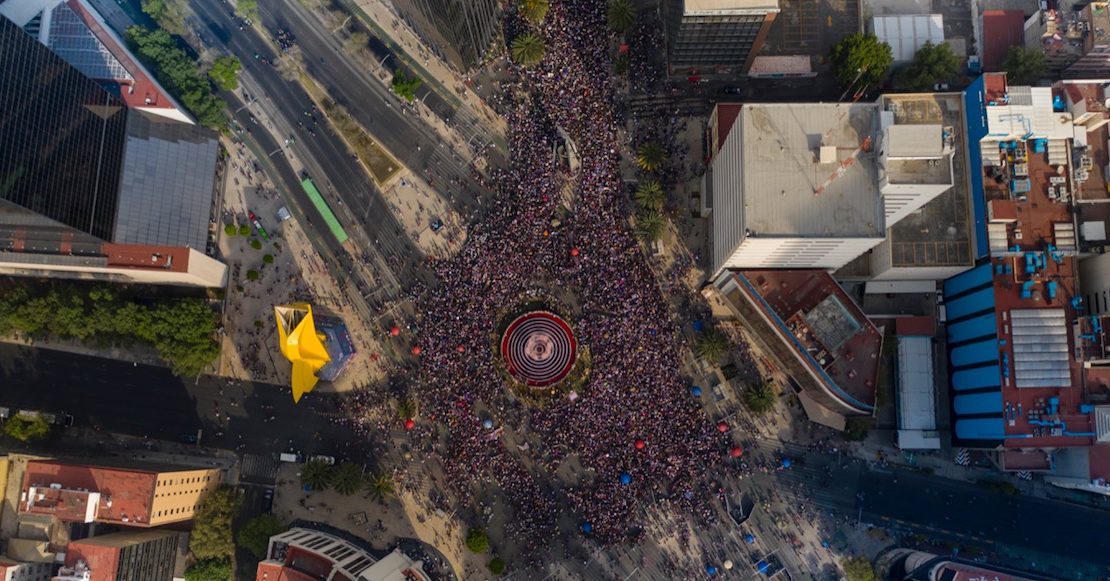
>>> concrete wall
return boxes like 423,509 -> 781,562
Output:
148,468 -> 220,526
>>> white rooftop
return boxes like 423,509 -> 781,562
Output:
683,0 -> 780,15
985,86 -> 1073,140
885,124 -> 944,158
896,336 -> 940,450
733,103 -> 885,238
872,14 -> 944,63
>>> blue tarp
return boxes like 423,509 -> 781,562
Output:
944,263 -> 992,298
955,391 -> 1004,415
947,313 -> 998,344
956,418 -> 1005,441
950,339 -> 1000,367
953,365 -> 1002,390
963,77 -> 990,259
946,287 -> 996,321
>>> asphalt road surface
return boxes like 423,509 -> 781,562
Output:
0,344 -> 356,460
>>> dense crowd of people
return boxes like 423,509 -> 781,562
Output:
356,0 -> 728,546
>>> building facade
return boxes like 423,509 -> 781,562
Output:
54,530 -> 181,581
0,15 -> 226,287
20,460 -> 221,527
255,527 -> 431,581
390,0 -> 499,72
663,0 -> 779,74
0,558 -> 51,581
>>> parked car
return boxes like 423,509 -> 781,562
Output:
308,454 -> 335,465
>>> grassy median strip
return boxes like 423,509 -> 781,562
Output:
298,71 -> 403,186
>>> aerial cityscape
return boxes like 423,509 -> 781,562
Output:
1,0 -> 1110,580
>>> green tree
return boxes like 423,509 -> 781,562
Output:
634,210 -> 665,242
841,556 -> 877,581
2,414 -> 51,442
208,56 -> 241,91
830,33 -> 893,89
487,557 -> 506,575
236,0 -> 258,21
898,42 -> 961,91
396,398 -> 417,420
635,141 -> 665,172
301,459 -> 334,491
124,26 -> 226,130
1003,46 -> 1046,85
332,462 -> 363,496
364,471 -> 396,501
250,239 -> 263,250
742,383 -> 777,414
694,328 -> 730,363
224,224 -> 236,236
184,558 -> 233,581
262,254 -> 274,264
518,0 -> 549,24
238,225 -> 251,236
843,417 -> 872,442
633,180 -> 665,211
608,0 -> 635,33
465,528 -> 490,554
246,270 -> 260,281
510,33 -> 545,67
141,0 -> 188,36
391,70 -> 422,102
236,514 -> 285,559
344,31 -> 369,54
189,486 -> 241,561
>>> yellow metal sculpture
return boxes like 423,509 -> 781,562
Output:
274,303 -> 332,403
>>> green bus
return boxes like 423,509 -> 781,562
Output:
300,178 -> 349,244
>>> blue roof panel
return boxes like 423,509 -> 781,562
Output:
945,287 -> 996,321
944,263 -> 992,298
953,365 -> 1001,390
947,313 -> 998,345
955,417 -> 1005,441
955,391 -> 1004,415
950,339 -> 999,367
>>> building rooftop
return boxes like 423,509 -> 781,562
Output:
255,561 -> 319,581
683,0 -> 780,14
735,103 -> 884,238
871,14 -> 944,63
114,111 -> 219,250
21,461 -> 161,525
879,94 -> 973,268
733,270 -> 882,409
0,0 -> 186,119
981,10 -> 1027,72
64,530 -> 180,581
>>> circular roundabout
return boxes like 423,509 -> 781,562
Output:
499,311 -> 578,388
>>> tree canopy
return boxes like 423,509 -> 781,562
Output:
208,56 -> 241,91
141,0 -> 188,36
633,180 -> 665,211
465,528 -> 490,553
345,31 -> 369,54
898,42 -> 961,91
2,414 -> 51,442
300,459 -> 334,491
235,0 -> 258,21
184,559 -> 233,581
332,462 -> 363,496
830,33 -> 893,89
634,210 -> 665,242
608,0 -> 635,33
236,514 -> 285,559
841,556 -> 877,581
189,486 -> 241,561
694,328 -> 730,363
518,0 -> 549,24
391,70 -> 422,102
125,26 -> 226,130
511,33 -> 545,67
364,471 -> 396,501
742,383 -> 777,414
0,283 -> 219,377
635,142 -> 665,172
1003,46 -> 1047,85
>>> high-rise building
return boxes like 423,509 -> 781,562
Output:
20,459 -> 221,527
389,0 -> 499,72
0,557 -> 51,581
53,530 -> 182,581
663,0 -> 780,74
0,15 -> 226,287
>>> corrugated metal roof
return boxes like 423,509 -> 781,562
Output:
897,337 -> 936,431
872,14 -> 944,63
1011,308 -> 1072,388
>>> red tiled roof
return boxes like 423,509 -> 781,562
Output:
21,461 -> 156,525
254,562 -> 320,581
103,243 -> 191,272
982,11 -> 1027,72
64,543 -> 120,581
65,0 -> 175,111
737,270 -> 882,408
895,316 -> 935,337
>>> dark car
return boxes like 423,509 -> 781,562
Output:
722,86 -> 743,95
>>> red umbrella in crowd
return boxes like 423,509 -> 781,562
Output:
730,446 -> 743,458
390,326 -> 401,337
634,439 -> 646,450
717,421 -> 729,433
411,345 -> 422,356
570,247 -> 580,257
404,418 -> 415,430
